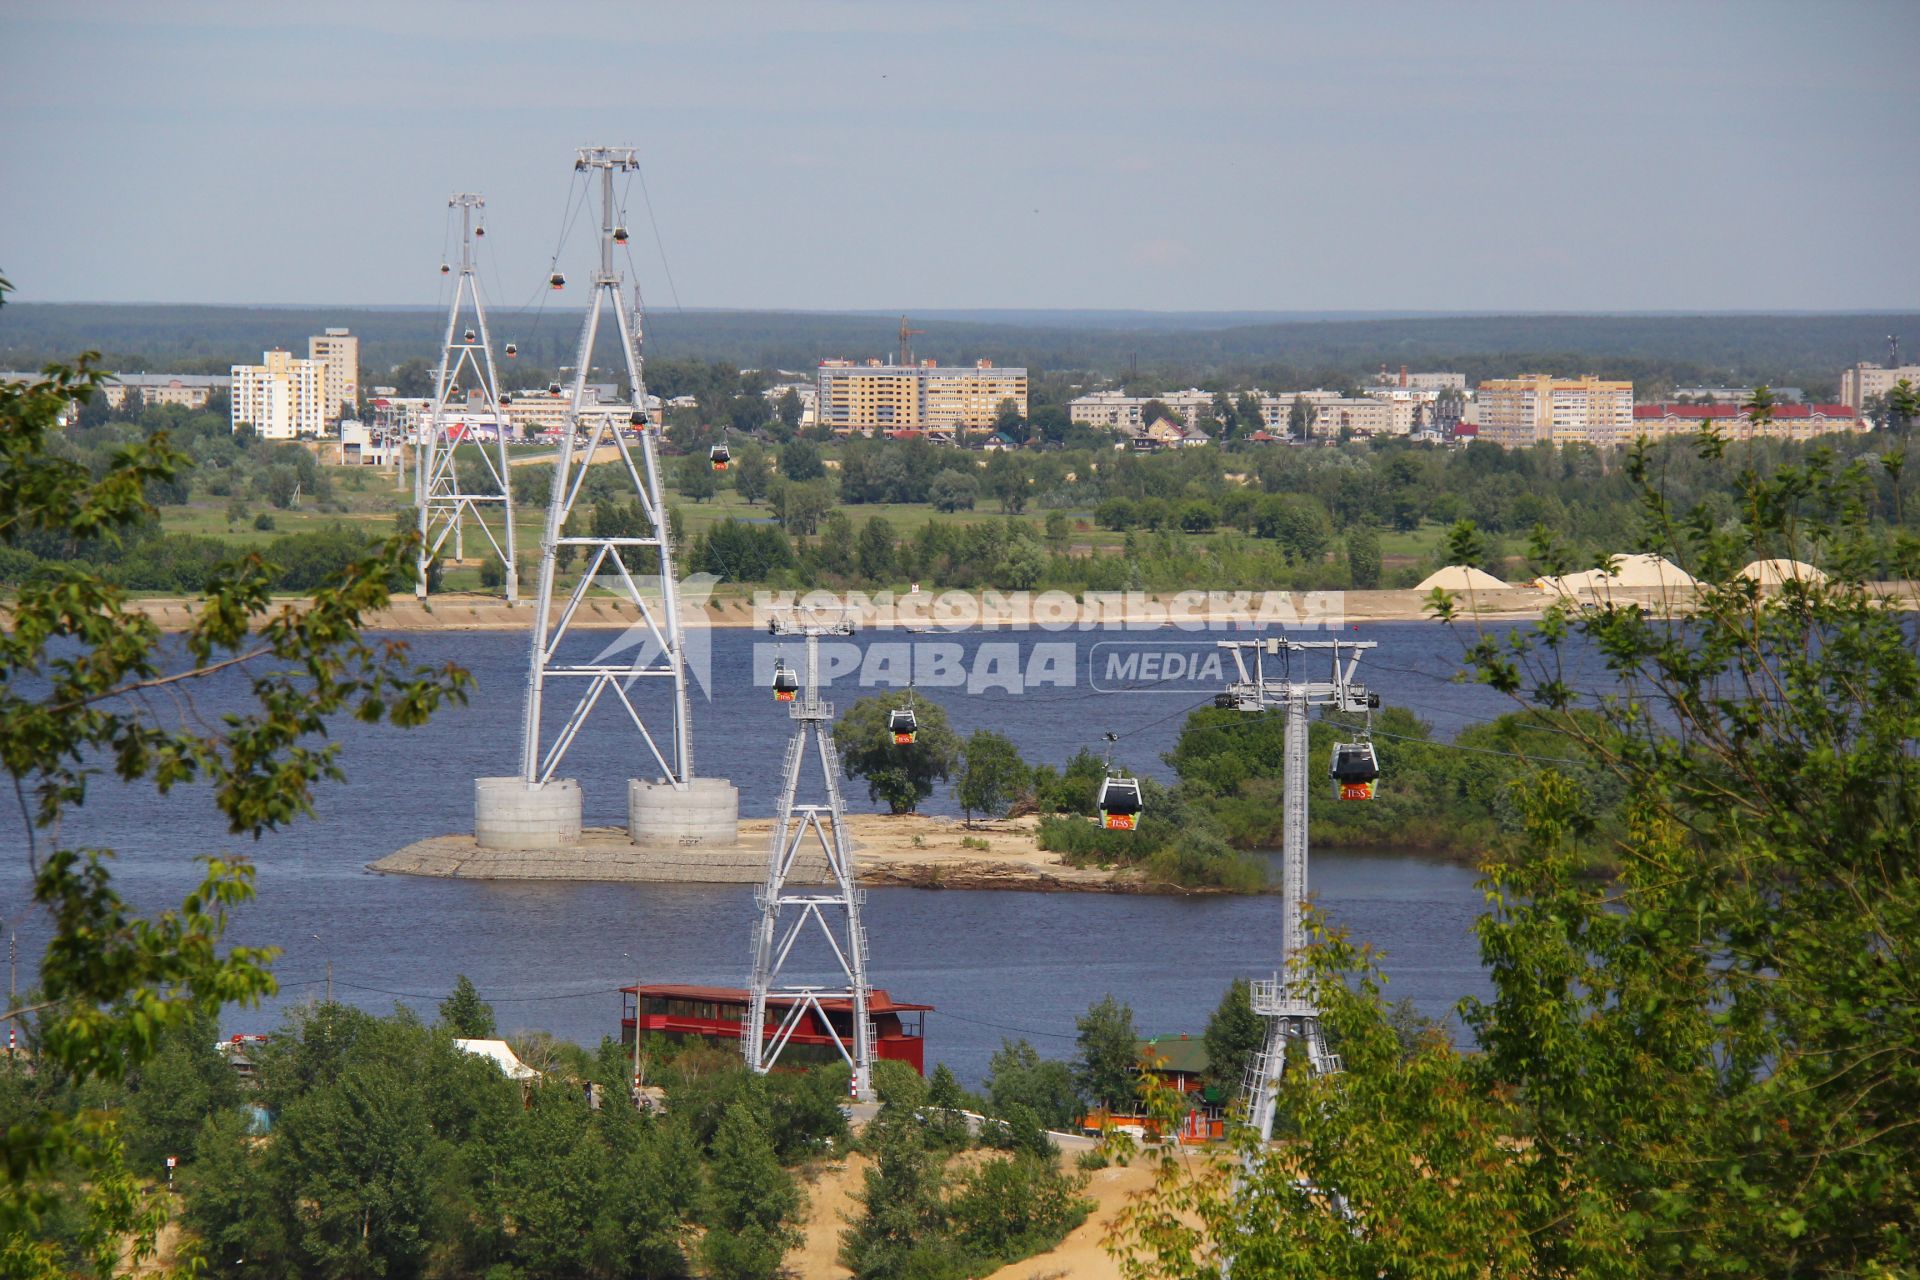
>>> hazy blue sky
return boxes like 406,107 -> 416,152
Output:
4,1 -> 1916,311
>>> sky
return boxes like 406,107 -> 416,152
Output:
3,0 -> 1917,313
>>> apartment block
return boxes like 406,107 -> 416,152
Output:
231,350 -> 326,439
1631,403 -> 1865,443
102,372 -> 231,411
1838,362 -> 1920,410
817,359 -> 1027,435
1475,375 -> 1635,449
308,328 -> 360,420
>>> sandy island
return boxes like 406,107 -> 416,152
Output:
369,812 -> 1232,895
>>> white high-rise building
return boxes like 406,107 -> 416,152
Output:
231,349 -> 326,440
308,328 -> 360,420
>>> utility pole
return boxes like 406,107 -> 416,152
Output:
1215,637 -> 1377,1142
745,606 -> 876,1102
418,191 -> 518,603
7,931 -> 15,1060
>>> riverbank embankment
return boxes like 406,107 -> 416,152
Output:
69,587 -> 1565,632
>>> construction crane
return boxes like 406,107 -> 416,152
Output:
897,315 -> 925,367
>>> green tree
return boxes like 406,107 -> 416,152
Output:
438,973 -> 496,1038
1346,521 -> 1382,589
675,450 -> 719,502
818,509 -> 857,576
1199,978 -> 1261,1098
733,443 -> 773,504
779,438 -> 825,481
702,1103 -> 803,1280
0,279 -> 467,1261
840,1105 -> 949,1279
992,397 -> 1027,442
929,471 -> 977,513
1287,393 -> 1318,439
770,477 -> 834,536
957,729 -> 1029,826
834,692 -> 959,814
775,388 -> 805,435
923,1064 -> 973,1153
1074,995 -> 1139,1114
984,1039 -> 1082,1130
856,515 -> 897,581
1044,509 -> 1070,551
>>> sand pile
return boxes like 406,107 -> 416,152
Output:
1539,554 -> 1698,595
1414,565 -> 1510,592
1738,558 -> 1826,586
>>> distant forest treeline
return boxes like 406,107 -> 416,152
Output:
2,303 -> 1912,399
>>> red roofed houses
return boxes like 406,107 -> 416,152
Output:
1631,403 -> 1866,443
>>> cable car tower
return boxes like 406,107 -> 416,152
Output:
1215,636 -> 1378,1142
745,606 -> 877,1102
417,192 -> 517,602
519,147 -> 690,788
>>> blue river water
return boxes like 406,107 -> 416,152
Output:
2,619 -> 1608,1085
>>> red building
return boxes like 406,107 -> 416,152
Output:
619,984 -> 932,1074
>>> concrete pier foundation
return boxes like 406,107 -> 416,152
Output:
474,776 -> 582,849
628,776 -> 740,850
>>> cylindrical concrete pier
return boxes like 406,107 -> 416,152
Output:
628,776 -> 740,849
474,776 -> 582,849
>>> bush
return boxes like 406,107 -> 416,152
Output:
253,512 -> 275,531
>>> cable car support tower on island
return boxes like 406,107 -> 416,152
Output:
1215,636 -> 1379,1143
746,607 -> 877,1102
473,147 -> 736,855
417,192 -> 517,602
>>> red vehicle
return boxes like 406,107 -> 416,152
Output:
620,983 -> 932,1074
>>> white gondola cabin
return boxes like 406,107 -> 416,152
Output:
1097,776 -> 1142,830
710,442 -> 731,472
889,706 -> 917,745
1330,742 -> 1380,801
772,663 -> 799,703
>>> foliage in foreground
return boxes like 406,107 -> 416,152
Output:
841,1085 -> 1090,1280
0,276 -> 471,1272
1107,420 -> 1920,1276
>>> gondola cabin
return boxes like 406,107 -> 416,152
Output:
549,271 -> 566,290
888,706 -> 917,745
1097,776 -> 1142,830
620,984 -> 932,1074
710,443 -> 730,472
772,664 -> 799,702
1330,742 -> 1380,801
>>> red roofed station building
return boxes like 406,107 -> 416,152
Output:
1631,403 -> 1866,443
620,983 -> 932,1074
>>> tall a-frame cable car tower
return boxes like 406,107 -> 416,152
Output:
417,192 -> 517,602
472,147 -> 736,854
1215,636 -> 1378,1143
746,607 -> 877,1102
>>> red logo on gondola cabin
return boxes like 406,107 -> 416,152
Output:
1340,781 -> 1376,801
775,690 -> 796,702
893,733 -> 914,744
1104,813 -> 1136,830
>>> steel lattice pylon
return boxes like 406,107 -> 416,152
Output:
746,609 -> 876,1102
1216,637 -> 1376,1142
417,192 -> 517,602
518,148 -> 691,787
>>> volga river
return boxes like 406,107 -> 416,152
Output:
3,620 -> 1613,1085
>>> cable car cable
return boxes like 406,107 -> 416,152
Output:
631,156 -> 684,313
